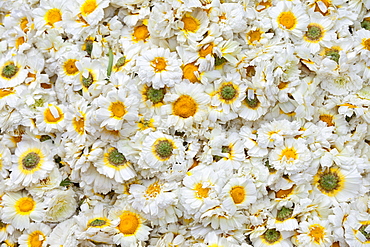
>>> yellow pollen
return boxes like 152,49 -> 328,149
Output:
278,11 -> 296,30
44,8 -> 62,26
118,211 -> 140,235
110,101 -> 126,119
319,114 -> 334,127
16,197 -> 35,214
199,43 -> 213,57
151,57 -> 167,72
230,186 -> 245,204
173,95 -> 197,118
81,0 -> 97,16
314,0 -> 331,15
20,17 -> 29,32
247,30 -> 262,45
0,88 -> 14,98
308,224 -> 325,243
256,0 -> 272,12
182,63 -> 199,83
15,37 -> 25,49
278,81 -> 289,90
194,183 -> 210,199
133,25 -> 149,42
64,59 -> 79,75
279,147 -> 298,161
72,116 -> 85,134
44,105 -> 64,123
182,15 -> 199,32
362,38 -> 370,51
331,242 -> 340,247
145,182 -> 161,199
28,231 -> 44,247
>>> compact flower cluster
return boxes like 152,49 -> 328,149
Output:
1,0 -> 370,246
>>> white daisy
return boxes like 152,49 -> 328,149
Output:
9,139 -> 54,187
1,191 -> 45,230
269,138 -> 312,175
74,0 -> 109,26
93,87 -> 139,131
136,47 -> 182,90
18,222 -> 51,247
35,103 -> 67,133
176,9 -> 210,44
32,0 -> 66,32
296,217 -> 333,247
44,188 -> 78,223
0,53 -> 28,89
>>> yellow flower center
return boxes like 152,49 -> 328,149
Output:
44,105 -> 64,123
362,38 -> 370,51
230,186 -> 245,204
278,11 -> 296,30
199,43 -> 213,58
319,114 -> 334,127
194,182 -> 210,199
16,197 -> 35,214
63,59 -> 79,76
81,0 -> 97,16
308,224 -> 325,243
182,15 -> 199,32
314,0 -> 331,15
20,17 -> 29,32
45,8 -> 62,26
109,101 -> 126,119
151,57 -> 167,72
118,211 -> 140,236
279,147 -> 298,161
173,95 -> 197,118
133,25 -> 149,42
72,116 -> 85,134
16,37 -> 25,49
247,30 -> 262,45
182,63 -> 199,83
275,186 -> 294,198
256,0 -> 272,12
145,182 -> 161,199
0,88 -> 14,99
28,231 -> 45,247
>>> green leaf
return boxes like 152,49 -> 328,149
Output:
107,48 -> 113,78
60,178 -> 73,187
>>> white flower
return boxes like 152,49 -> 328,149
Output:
18,222 -> 51,247
44,188 -> 78,223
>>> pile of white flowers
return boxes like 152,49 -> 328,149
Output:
1,0 -> 370,246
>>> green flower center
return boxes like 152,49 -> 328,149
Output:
319,173 -> 339,192
326,50 -> 340,63
89,219 -> 107,227
276,206 -> 293,221
115,56 -> 126,68
108,148 -> 126,166
244,93 -> 260,109
82,72 -> 93,88
361,20 -> 370,31
22,152 -> 40,170
263,229 -> 281,243
359,225 -> 370,241
147,87 -> 165,104
85,40 -> 93,56
306,25 -> 322,41
214,146 -> 231,162
155,140 -> 173,159
220,85 -> 237,101
215,56 -> 227,66
1,63 -> 19,79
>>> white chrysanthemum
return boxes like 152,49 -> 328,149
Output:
92,144 -> 136,183
28,168 -> 63,198
296,217 -> 333,247
206,73 -> 246,122
136,47 -> 182,89
180,165 -> 222,219
93,87 -> 139,131
47,218 -> 79,247
129,179 -> 178,220
1,191 -> 44,230
57,48 -> 82,85
163,81 -> 210,131
9,139 -> 54,187
74,0 -> 109,26
257,120 -> 301,148
74,203 -> 113,244
251,227 -> 294,247
176,9 -> 210,44
35,103 -> 67,133
18,222 -> 51,247
238,86 -> 270,121
313,166 -> 363,203
0,219 -> 14,242
32,0 -> 66,32
267,205 -> 299,232
44,188 -> 77,223
107,202 -> 152,247
269,1 -> 309,38
139,131 -> 185,175
0,143 -> 11,179
269,138 -> 312,175
0,53 -> 28,89
221,177 -> 257,215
